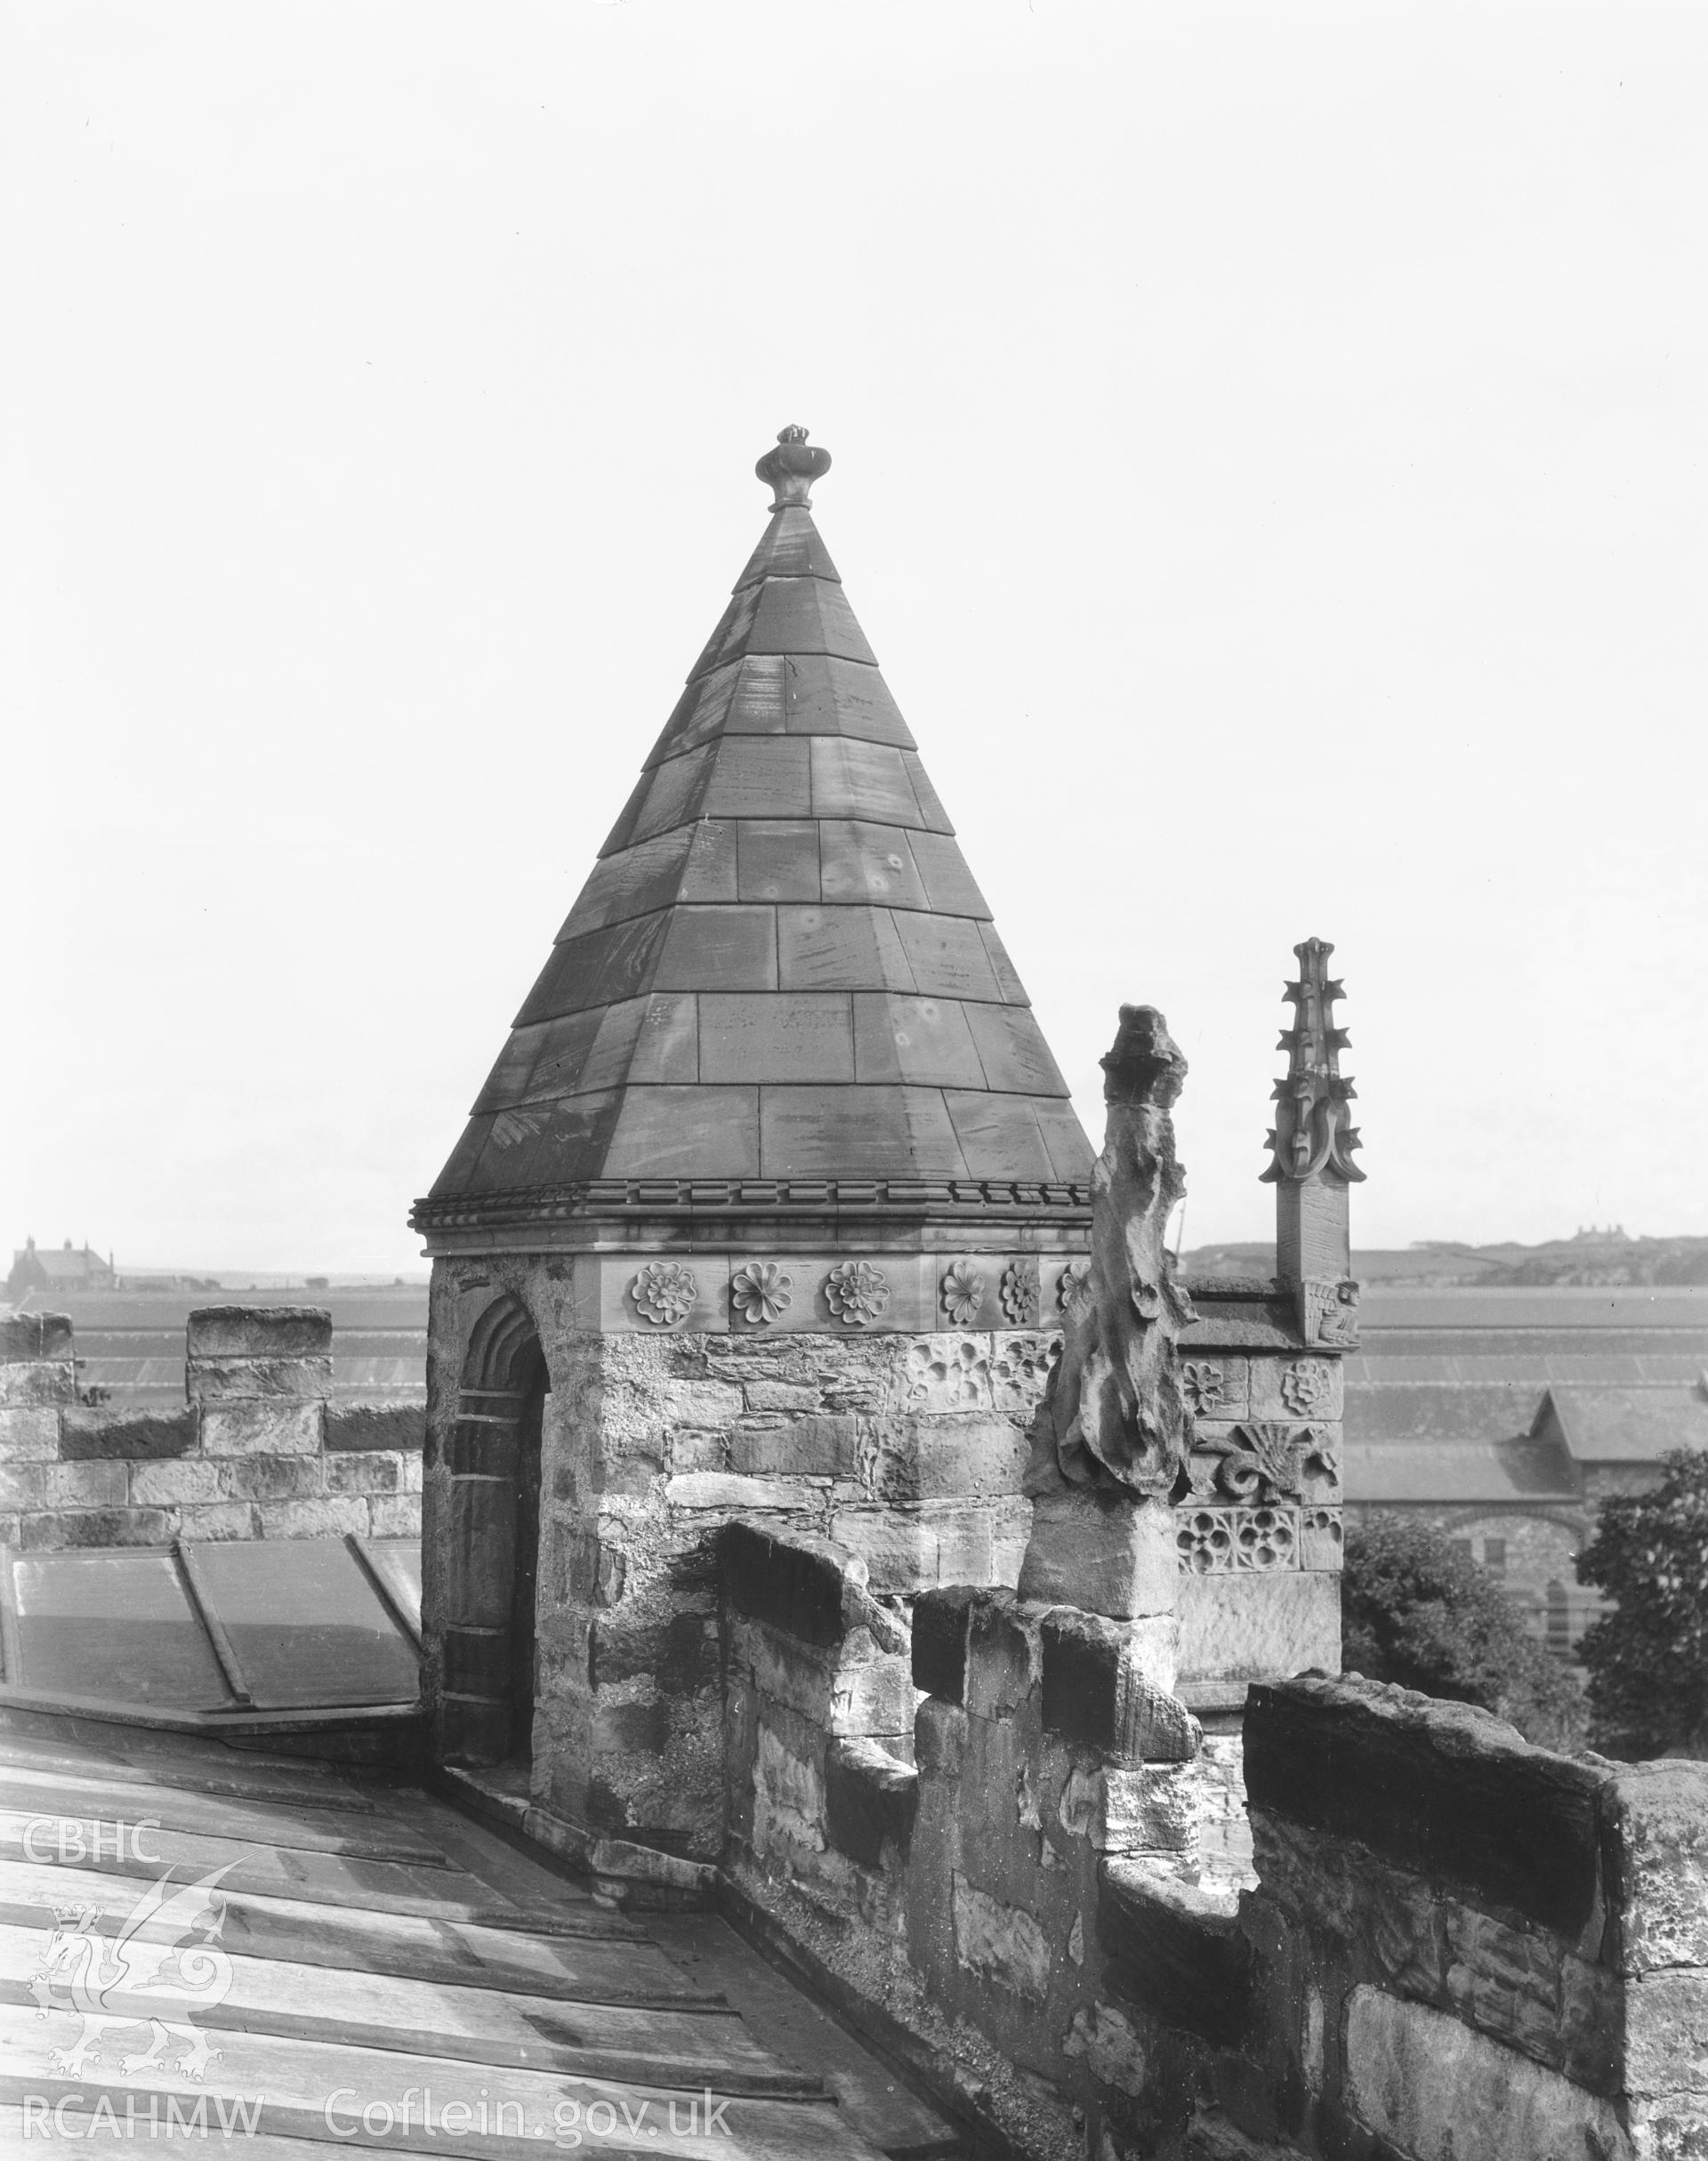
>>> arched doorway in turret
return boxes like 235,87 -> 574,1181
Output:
439,1293 -> 547,1771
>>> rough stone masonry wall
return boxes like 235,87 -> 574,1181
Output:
0,1310 -> 423,1551
420,1246 -> 1059,1864
529,1320 -> 1055,1865
716,1528 -> 1708,2161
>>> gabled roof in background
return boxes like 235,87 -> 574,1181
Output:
415,429 -> 1093,1242
1535,1384 -> 1708,1464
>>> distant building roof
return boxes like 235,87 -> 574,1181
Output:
1343,1440 -> 1578,1506
1535,1385 -> 1708,1464
6,1241 -> 115,1297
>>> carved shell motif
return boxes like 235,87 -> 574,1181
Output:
730,1262 -> 793,1326
939,1262 -> 986,1326
631,1262 -> 698,1326
825,1259 -> 890,1326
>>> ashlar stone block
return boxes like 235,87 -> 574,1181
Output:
1019,1491 -> 1177,1621
187,1355 -> 334,1404
199,1402 -> 324,1456
951,1869 -> 1051,2002
0,1408 -> 61,1463
1342,1986 -> 1629,2161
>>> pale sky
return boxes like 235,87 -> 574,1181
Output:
4,3 -> 1704,1276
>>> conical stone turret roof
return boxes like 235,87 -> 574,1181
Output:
412,428 -> 1092,1248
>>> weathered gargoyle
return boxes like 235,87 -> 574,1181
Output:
1027,1004 -> 1197,1499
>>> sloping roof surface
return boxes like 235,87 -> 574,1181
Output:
1542,1385 -> 1708,1463
1343,1440 -> 1578,1505
417,439 -> 1093,1231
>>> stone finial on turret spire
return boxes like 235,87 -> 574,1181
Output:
755,423 -> 832,510
1263,937 -> 1362,1345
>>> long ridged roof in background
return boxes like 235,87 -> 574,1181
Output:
414,428 -> 1093,1237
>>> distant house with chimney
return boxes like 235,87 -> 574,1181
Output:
6,1238 -> 116,1301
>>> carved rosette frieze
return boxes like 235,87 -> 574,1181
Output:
1279,1358 -> 1335,1415
1180,1360 -> 1229,1416
600,1252 -> 1085,1332
939,1262 -> 987,1326
1000,1261 -> 1039,1326
730,1262 -> 793,1326
1056,1259 -> 1091,1311
824,1260 -> 890,1326
630,1262 -> 699,1326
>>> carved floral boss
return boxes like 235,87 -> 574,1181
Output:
630,1258 -> 895,1326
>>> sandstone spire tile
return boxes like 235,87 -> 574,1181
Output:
700,737 -> 815,820
648,659 -> 748,765
624,993 -> 699,1085
699,993 -> 857,1085
678,818 -> 739,899
728,652 -> 793,730
759,1086 -> 970,1180
1036,1101 -> 1098,1183
655,905 -> 777,992
978,922 -> 1030,1006
557,829 -> 696,940
689,580 -> 764,681
964,1004 -> 1073,1097
906,829 -> 992,918
737,819 -> 822,902
809,738 -> 927,827
900,753 -> 955,833
733,503 -> 842,588
461,1091 -> 625,1193
852,994 -> 987,1089
603,1087 -> 761,1178
470,1024 -> 550,1116
571,998 -> 655,1095
747,578 -> 876,665
627,744 -> 719,845
782,655 -> 915,749
892,913 -> 1003,1003
942,1092 -> 1058,1181
777,905 -> 918,994
514,913 -> 670,1026
818,822 -> 930,909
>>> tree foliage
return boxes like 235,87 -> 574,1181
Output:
1576,1448 -> 1708,1761
1341,1512 -> 1585,1753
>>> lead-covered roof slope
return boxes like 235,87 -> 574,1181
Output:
415,428 -> 1093,1233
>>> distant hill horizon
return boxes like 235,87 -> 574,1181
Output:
1181,1230 -> 1708,1288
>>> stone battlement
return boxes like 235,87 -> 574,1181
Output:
0,1307 -> 423,1549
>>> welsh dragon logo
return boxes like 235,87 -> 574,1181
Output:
28,1863 -> 237,2080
